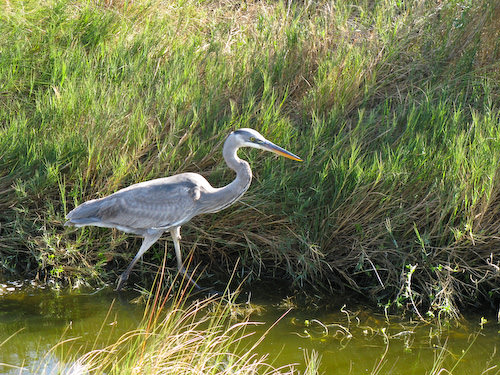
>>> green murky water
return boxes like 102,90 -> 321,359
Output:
0,280 -> 498,374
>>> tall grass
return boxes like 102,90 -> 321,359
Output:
44,282 -> 308,375
1,0 -> 500,317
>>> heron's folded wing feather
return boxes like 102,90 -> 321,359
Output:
97,181 -> 200,230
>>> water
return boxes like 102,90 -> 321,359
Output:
251,307 -> 499,374
0,281 -> 144,374
0,280 -> 498,374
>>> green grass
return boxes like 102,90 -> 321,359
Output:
24,275 -> 319,375
1,0 -> 500,318
62,290 -> 302,375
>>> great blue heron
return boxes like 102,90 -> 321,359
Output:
65,128 -> 302,291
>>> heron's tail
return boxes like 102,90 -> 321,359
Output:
65,198 -> 104,227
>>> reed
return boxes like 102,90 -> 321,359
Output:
46,280 -> 307,375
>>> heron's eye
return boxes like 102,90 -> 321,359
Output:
250,137 -> 256,142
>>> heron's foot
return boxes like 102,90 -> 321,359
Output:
115,273 -> 130,291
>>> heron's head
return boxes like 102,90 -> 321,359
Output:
230,128 -> 302,161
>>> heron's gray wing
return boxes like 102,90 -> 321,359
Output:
96,180 -> 201,230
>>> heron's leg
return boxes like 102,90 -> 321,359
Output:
170,226 -> 201,290
116,231 -> 163,291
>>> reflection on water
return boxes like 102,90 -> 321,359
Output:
0,280 -> 144,375
0,280 -> 498,374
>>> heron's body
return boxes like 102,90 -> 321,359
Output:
65,129 -> 301,290
67,172 -> 242,234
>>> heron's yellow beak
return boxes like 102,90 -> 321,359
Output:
264,141 -> 303,162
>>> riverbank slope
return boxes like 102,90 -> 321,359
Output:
1,0 -> 499,318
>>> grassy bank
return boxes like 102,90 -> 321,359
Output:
1,0 -> 499,318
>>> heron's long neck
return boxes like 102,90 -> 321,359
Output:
206,138 -> 252,213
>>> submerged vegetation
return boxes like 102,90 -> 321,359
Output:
1,0 -> 500,318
